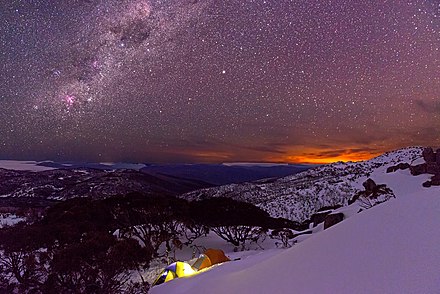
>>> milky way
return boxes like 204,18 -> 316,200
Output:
1,0 -> 439,163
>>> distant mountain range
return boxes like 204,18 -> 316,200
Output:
0,161 -> 310,209
0,160 -> 310,185
139,163 -> 311,185
0,168 -> 212,208
4,147 -> 435,223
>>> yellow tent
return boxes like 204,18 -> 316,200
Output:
153,261 -> 196,286
153,249 -> 230,286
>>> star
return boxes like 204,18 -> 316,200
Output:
0,0 -> 438,163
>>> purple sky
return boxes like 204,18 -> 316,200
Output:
1,0 -> 439,163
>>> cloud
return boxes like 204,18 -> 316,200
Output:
243,145 -> 287,154
414,100 -> 440,113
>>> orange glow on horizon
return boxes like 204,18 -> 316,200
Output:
180,146 -> 385,165
266,148 -> 384,164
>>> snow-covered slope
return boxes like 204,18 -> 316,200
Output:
152,157 -> 440,293
181,147 -> 424,222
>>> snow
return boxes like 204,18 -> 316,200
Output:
0,214 -> 25,228
183,147 -> 425,222
152,148 -> 440,293
133,229 -> 280,285
153,189 -> 440,293
0,160 -> 56,171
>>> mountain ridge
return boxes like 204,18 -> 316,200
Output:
180,147 -> 425,222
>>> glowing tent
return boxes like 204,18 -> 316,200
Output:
153,249 -> 230,286
192,248 -> 230,270
153,261 -> 196,286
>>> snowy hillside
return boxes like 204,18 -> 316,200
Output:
181,147 -> 424,222
152,150 -> 440,294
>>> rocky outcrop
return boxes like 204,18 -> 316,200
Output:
349,179 -> 395,206
427,162 -> 440,174
423,174 -> 440,188
422,181 -> 432,188
423,147 -> 436,162
363,178 -> 377,193
411,147 -> 440,187
311,211 -> 331,227
410,164 -> 427,175
432,174 -> 440,185
386,163 -> 410,173
324,213 -> 344,229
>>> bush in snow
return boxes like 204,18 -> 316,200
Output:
190,198 -> 276,249
270,228 -> 296,248
0,197 -> 153,293
348,178 -> 395,210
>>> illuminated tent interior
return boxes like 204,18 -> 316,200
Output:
153,249 -> 230,286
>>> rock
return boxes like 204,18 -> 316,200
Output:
386,163 -> 410,173
431,175 -> 440,186
422,181 -> 432,188
348,192 -> 361,205
311,211 -> 331,227
362,178 -> 376,194
410,163 -> 427,176
398,162 -> 410,170
317,204 -> 343,212
422,147 -> 436,162
426,163 -> 440,175
324,213 -> 344,229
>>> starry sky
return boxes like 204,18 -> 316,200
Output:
1,0 -> 439,164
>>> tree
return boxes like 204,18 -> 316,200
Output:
270,228 -> 295,248
45,232 -> 152,293
0,223 -> 50,291
212,225 -> 265,250
190,198 -> 272,249
0,196 -> 154,293
107,193 -> 190,258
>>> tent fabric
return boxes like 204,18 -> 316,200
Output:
153,249 -> 230,287
153,269 -> 176,286
191,254 -> 212,270
168,261 -> 196,277
190,248 -> 230,270
153,261 -> 196,286
203,248 -> 230,265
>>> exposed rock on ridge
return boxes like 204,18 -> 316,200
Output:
410,147 -> 440,187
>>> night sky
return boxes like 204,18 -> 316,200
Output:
1,0 -> 439,164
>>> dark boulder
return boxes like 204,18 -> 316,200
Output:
422,148 -> 436,162
422,181 -> 432,188
348,192 -> 361,205
386,163 -> 410,173
431,174 -> 440,186
363,178 -> 377,194
317,204 -> 342,212
408,147 -> 440,187
386,166 -> 394,173
426,163 -> 440,175
410,164 -> 427,176
324,213 -> 344,230
311,211 -> 331,227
